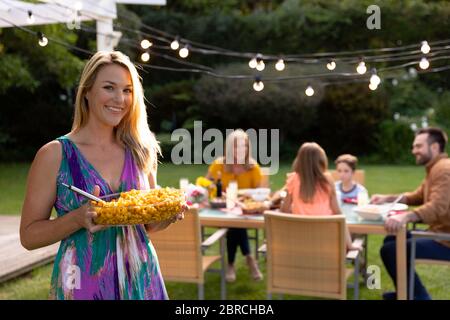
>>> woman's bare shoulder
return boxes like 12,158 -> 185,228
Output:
33,140 -> 63,171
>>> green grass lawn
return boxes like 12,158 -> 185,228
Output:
1,162 -> 449,300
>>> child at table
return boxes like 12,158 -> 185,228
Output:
280,142 -> 361,251
334,154 -> 368,203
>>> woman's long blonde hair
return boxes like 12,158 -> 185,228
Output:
72,51 -> 160,174
292,142 -> 330,203
218,129 -> 256,172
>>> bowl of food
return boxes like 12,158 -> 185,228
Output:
209,197 -> 226,209
240,199 -> 270,215
353,204 -> 386,221
90,187 -> 185,225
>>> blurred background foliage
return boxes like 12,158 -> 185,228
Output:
0,0 -> 449,163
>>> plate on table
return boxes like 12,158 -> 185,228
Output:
237,188 -> 271,201
353,203 -> 409,221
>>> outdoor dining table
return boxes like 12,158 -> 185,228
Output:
198,203 -> 407,300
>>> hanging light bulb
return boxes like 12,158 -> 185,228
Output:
170,38 -> 180,50
248,57 -> 257,69
74,1 -> 83,11
305,85 -> 314,97
370,68 -> 381,86
275,59 -> 285,71
27,10 -> 35,24
369,82 -> 378,91
356,61 -> 367,74
140,39 -> 152,49
254,54 -> 265,71
420,41 -> 430,54
326,59 -> 336,70
179,44 -> 190,58
141,52 -> 150,62
419,57 -> 429,70
256,60 -> 265,71
37,32 -> 48,47
253,77 -> 264,92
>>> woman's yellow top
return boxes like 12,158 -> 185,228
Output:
207,159 -> 262,189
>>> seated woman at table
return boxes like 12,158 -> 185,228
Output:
206,129 -> 263,283
280,142 -> 361,251
334,154 -> 368,203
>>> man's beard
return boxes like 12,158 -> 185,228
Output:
416,149 -> 432,165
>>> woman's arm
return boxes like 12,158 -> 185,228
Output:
20,142 -> 101,250
280,193 -> 292,213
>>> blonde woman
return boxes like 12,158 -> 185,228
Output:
20,51 -> 185,300
206,130 -> 263,282
280,142 -> 360,251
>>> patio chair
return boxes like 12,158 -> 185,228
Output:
149,208 -> 227,300
409,230 -> 450,300
264,211 -> 361,300
330,168 -> 368,280
330,169 -> 365,186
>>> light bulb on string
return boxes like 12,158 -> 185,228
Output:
256,60 -> 265,71
27,10 -> 35,24
421,41 -> 430,54
179,44 -> 190,58
305,85 -> 314,97
369,68 -> 381,86
369,82 -> 378,91
255,54 -> 265,71
141,52 -> 150,62
419,57 -> 429,70
326,59 -> 336,70
140,39 -> 152,49
253,76 -> 264,92
74,1 -> 83,11
356,60 -> 367,74
248,57 -> 257,69
275,59 -> 285,71
37,32 -> 48,47
170,38 -> 180,50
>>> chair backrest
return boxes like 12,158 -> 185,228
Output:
264,211 -> 347,299
149,208 -> 203,283
329,169 -> 365,186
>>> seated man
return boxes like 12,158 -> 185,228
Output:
371,127 -> 450,300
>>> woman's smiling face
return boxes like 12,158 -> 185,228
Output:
85,64 -> 133,128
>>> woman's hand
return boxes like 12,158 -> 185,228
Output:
146,203 -> 189,233
74,185 -> 106,233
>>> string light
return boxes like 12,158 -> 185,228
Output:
255,54 -> 265,71
27,10 -> 35,24
369,68 -> 381,86
421,41 -> 431,54
369,82 -> 378,91
419,57 -> 430,69
141,51 -> 150,62
326,59 -> 336,70
74,1 -> 83,11
305,85 -> 314,97
253,76 -> 264,92
275,58 -> 285,71
356,60 -> 367,74
179,44 -> 190,58
140,39 -> 152,49
248,57 -> 257,69
37,32 -> 48,47
170,37 -> 180,50
256,60 -> 265,71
